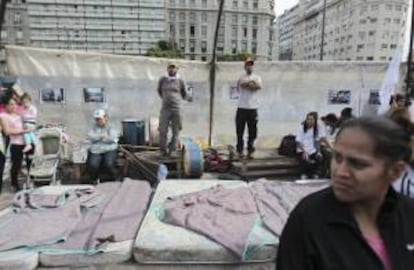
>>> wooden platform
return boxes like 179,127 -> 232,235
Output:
231,150 -> 301,181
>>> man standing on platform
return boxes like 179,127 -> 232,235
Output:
235,58 -> 263,159
157,62 -> 187,157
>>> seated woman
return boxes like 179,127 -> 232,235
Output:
87,109 -> 119,184
295,112 -> 329,179
388,107 -> 414,198
277,116 -> 414,269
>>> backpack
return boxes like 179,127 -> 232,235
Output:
278,134 -> 297,157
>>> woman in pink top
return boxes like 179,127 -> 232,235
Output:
1,95 -> 33,192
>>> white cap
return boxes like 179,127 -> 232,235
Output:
93,109 -> 106,119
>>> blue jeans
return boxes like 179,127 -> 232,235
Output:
87,150 -> 117,182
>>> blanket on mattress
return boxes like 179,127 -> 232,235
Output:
161,179 -> 328,259
0,178 -> 151,254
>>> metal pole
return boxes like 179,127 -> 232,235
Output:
406,0 -> 414,96
208,0 -> 225,146
320,0 -> 327,61
0,0 -> 8,36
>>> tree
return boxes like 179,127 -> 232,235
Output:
217,51 -> 256,62
146,40 -> 183,59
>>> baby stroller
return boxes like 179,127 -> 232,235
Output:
26,126 -> 65,187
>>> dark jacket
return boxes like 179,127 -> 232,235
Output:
276,187 -> 414,270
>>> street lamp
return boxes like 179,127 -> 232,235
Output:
320,0 -> 327,61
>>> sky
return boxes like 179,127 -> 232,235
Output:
274,0 -> 299,16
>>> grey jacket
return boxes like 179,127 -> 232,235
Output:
87,124 -> 119,154
157,76 -> 186,112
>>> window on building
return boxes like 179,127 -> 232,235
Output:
371,4 -> 379,11
370,17 -> 377,23
253,0 -> 258,9
360,19 -> 366,24
179,39 -> 185,50
242,15 -> 248,24
384,18 -> 391,24
243,27 -> 247,38
232,40 -> 237,54
179,24 -> 185,36
358,31 -> 365,39
395,5 -> 402,11
232,0 -> 237,8
189,12 -> 196,21
0,30 -> 7,40
232,27 -> 237,37
190,40 -> 195,52
251,42 -> 257,54
201,0 -> 207,7
243,1 -> 248,8
390,44 -> 397,49
368,31 -> 376,36
202,12 -> 207,22
180,0 -> 185,5
169,12 -> 175,21
16,29 -> 23,39
14,12 -> 21,24
169,0 -> 175,6
201,56 -> 207,61
357,44 -> 364,49
252,28 -> 257,39
252,16 -> 258,25
380,56 -> 387,61
190,0 -> 195,6
366,56 -> 374,61
201,25 -> 207,36
190,25 -> 195,37
232,14 -> 237,24
179,12 -> 185,21
241,41 -> 247,51
201,40 -> 207,53
386,4 -> 392,10
394,18 -> 401,25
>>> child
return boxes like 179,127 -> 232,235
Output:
20,93 -> 37,153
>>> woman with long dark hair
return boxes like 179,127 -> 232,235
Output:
0,95 -> 33,192
295,112 -> 328,178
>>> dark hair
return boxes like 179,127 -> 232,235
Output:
336,116 -> 412,163
340,107 -> 353,118
2,93 -> 17,106
303,111 -> 319,138
21,92 -> 32,101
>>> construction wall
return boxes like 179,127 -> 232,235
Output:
6,45 -> 404,148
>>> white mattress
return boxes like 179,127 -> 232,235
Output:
39,240 -> 133,267
134,180 -> 278,264
0,208 -> 39,270
38,182 -> 151,267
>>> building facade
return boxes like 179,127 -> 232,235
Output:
26,0 -> 165,55
166,0 -> 275,61
0,0 -> 30,74
292,0 -> 408,61
275,5 -> 298,60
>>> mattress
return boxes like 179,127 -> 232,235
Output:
0,208 -> 39,270
39,181 -> 152,267
134,180 -> 278,264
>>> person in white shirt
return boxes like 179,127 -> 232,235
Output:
296,112 -> 328,178
235,58 -> 262,159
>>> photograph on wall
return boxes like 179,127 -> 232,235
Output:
229,84 -> 239,100
186,84 -> 194,102
368,89 -> 381,105
328,89 -> 351,104
83,87 -> 105,103
40,88 -> 65,104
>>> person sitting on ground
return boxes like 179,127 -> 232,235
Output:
87,109 -> 119,183
388,107 -> 414,198
20,93 -> 38,153
277,116 -> 414,270
337,107 -> 355,128
295,112 -> 329,179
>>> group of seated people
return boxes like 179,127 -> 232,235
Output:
294,93 -> 413,198
295,107 -> 354,179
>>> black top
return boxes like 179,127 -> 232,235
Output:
276,187 -> 414,270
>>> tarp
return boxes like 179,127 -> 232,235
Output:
5,45 -> 406,147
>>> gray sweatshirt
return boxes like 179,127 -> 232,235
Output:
157,76 -> 186,112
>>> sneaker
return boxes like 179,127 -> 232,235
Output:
247,152 -> 254,160
237,153 -> 244,160
23,144 -> 32,153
